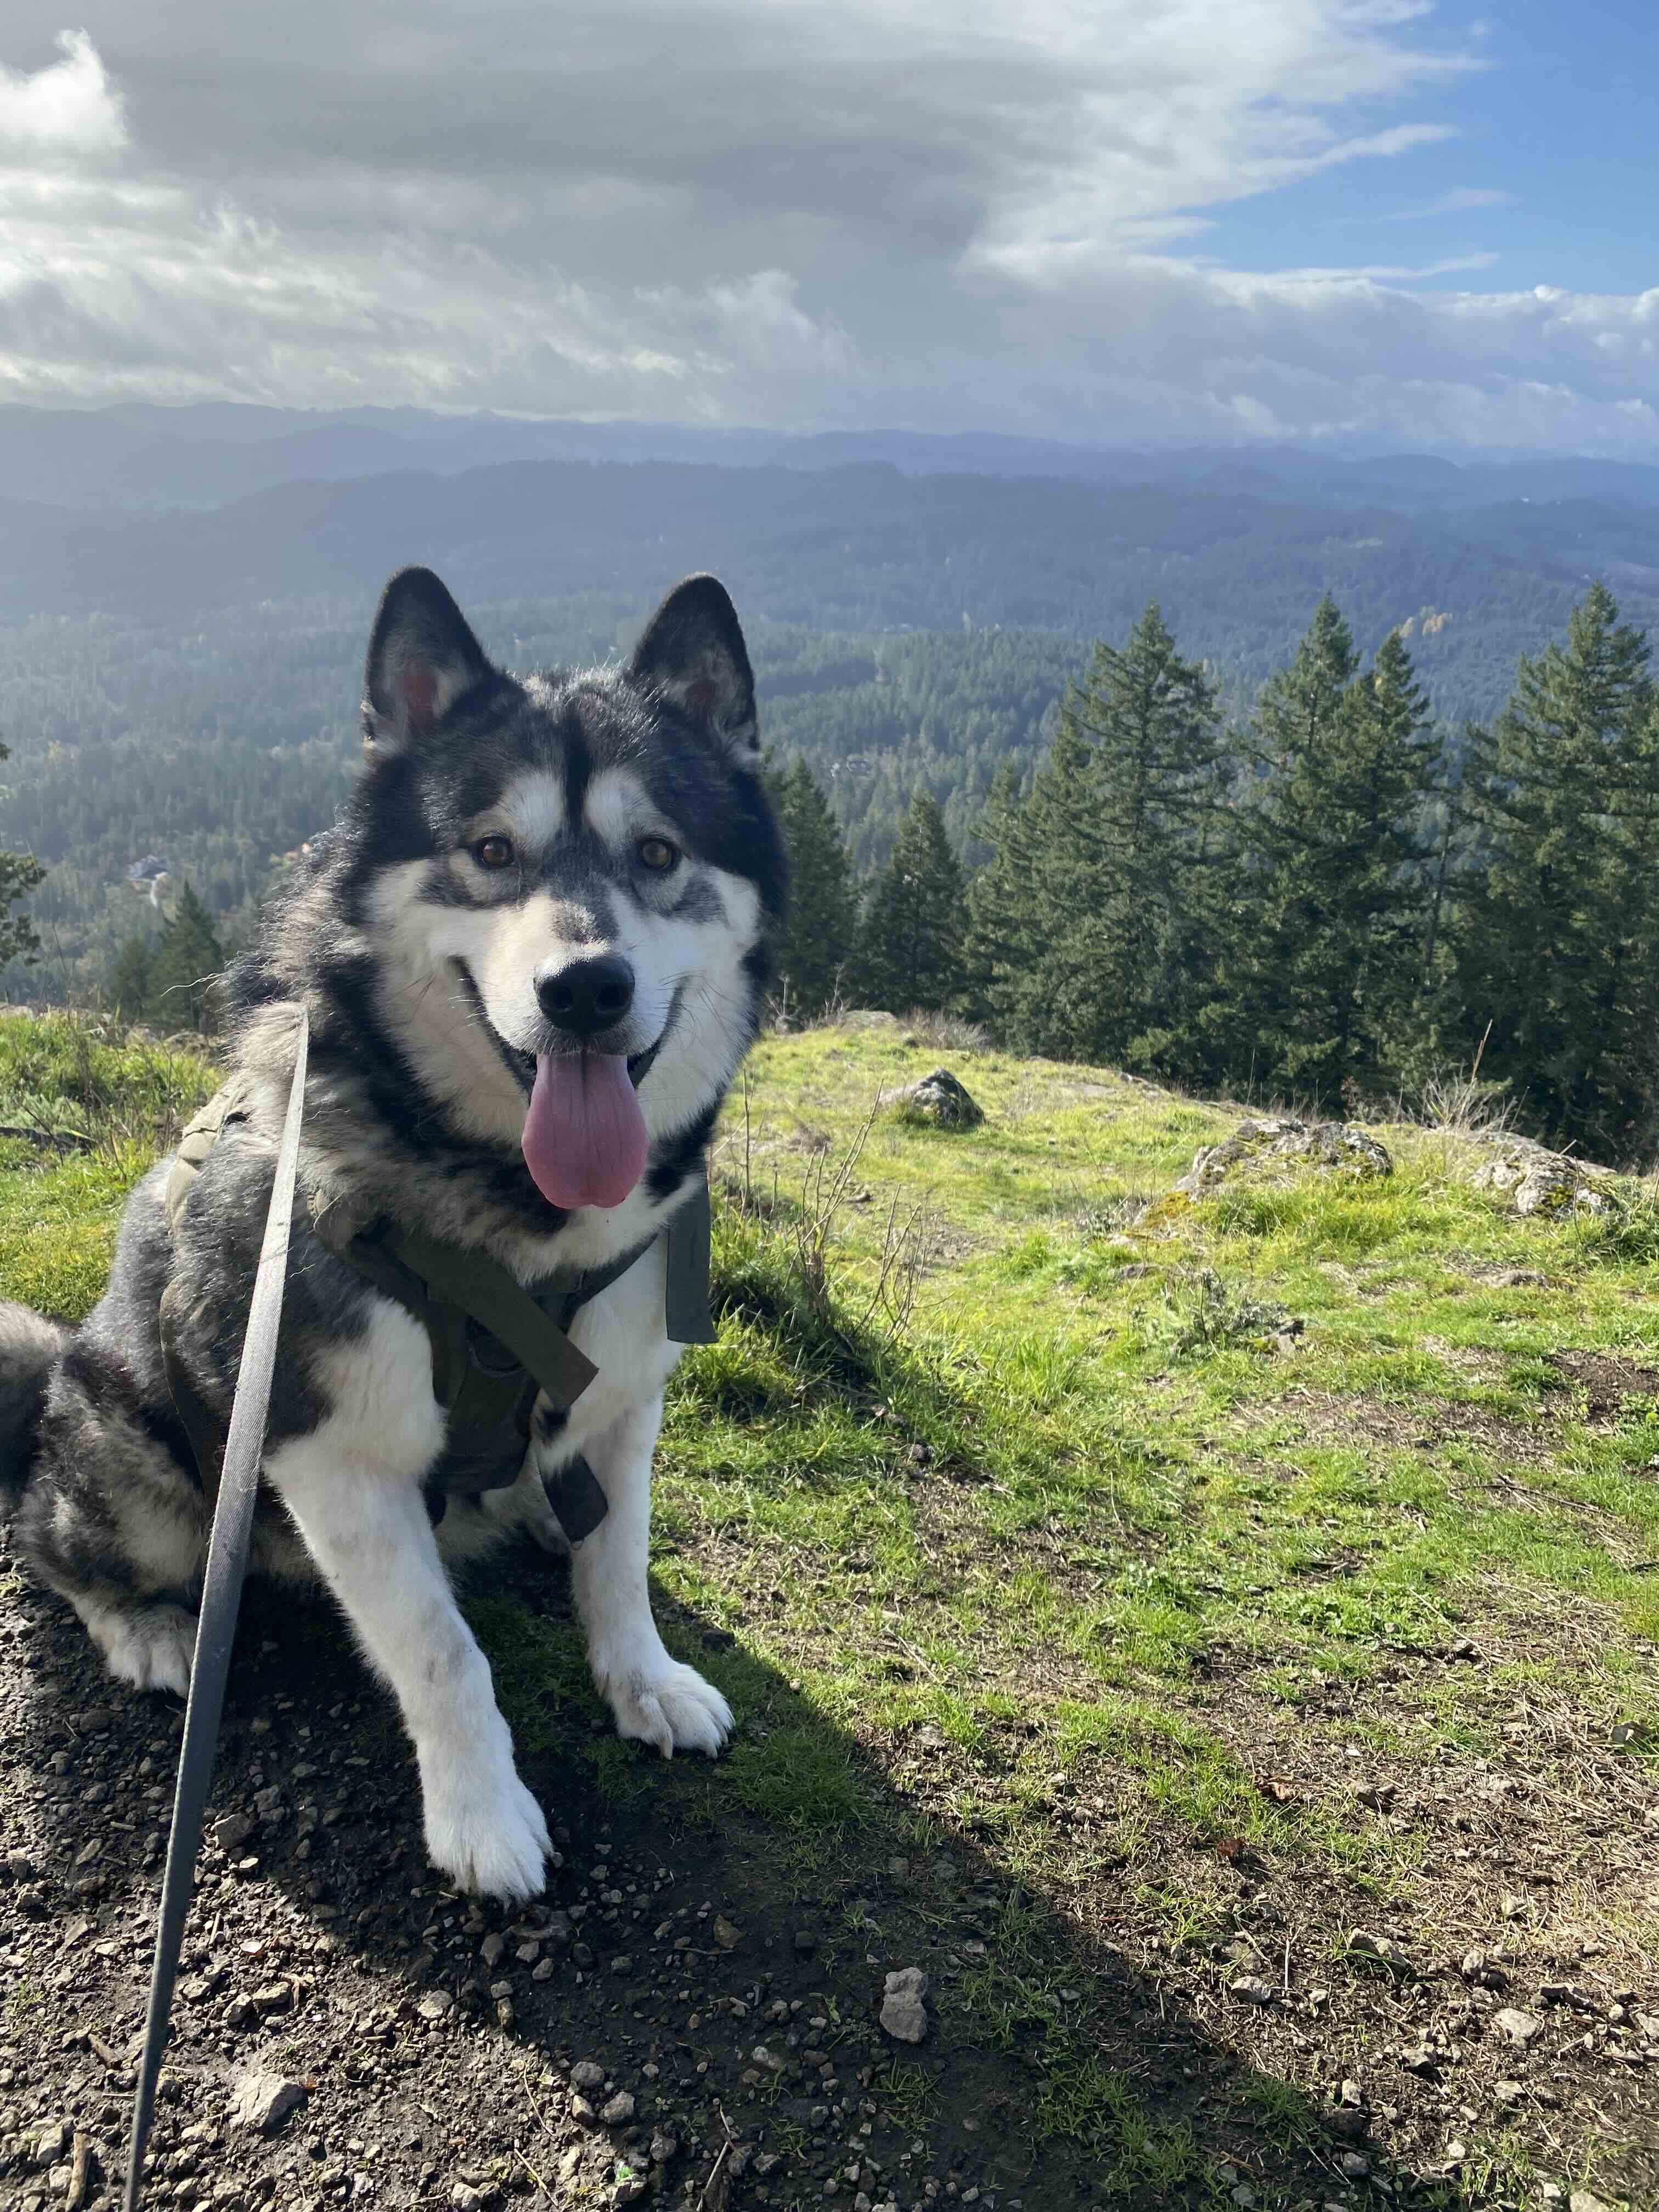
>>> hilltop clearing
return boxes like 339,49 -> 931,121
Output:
0,1013 -> 1655,2210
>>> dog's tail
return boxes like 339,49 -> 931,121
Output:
0,1302 -> 66,1519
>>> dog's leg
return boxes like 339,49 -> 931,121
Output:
263,1312 -> 550,1901
567,1396 -> 732,1758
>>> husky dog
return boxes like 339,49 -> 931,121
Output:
0,568 -> 786,1900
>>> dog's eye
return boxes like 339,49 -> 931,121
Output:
637,836 -> 679,873
473,835 -> 515,871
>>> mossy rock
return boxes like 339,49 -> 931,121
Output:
1472,1149 -> 1620,1218
1173,1116 -> 1392,1198
889,1066 -> 985,1131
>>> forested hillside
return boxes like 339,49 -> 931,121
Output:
7,408 -> 1659,1160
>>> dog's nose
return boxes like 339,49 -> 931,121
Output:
536,953 -> 635,1037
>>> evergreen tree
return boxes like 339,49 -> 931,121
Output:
145,882 -> 225,1034
1230,601 -> 1441,1106
769,759 -> 859,1020
963,602 -> 1232,1071
1458,583 -> 1659,1152
854,790 -> 966,1013
960,764 -> 1037,1025
0,736 -> 45,969
1046,602 -> 1229,1068
106,933 -> 155,1023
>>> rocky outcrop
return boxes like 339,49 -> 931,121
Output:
1175,1116 -> 1392,1197
1471,1149 -> 1618,1218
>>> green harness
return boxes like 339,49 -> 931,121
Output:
160,1082 -> 715,1542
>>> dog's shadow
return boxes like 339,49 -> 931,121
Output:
1,1530 -> 1460,2212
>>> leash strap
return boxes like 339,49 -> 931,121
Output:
123,1013 -> 310,2212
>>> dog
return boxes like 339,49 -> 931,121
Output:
0,566 -> 786,1901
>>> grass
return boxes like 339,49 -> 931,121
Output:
3,1005 -> 1656,2208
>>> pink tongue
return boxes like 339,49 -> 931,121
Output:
521,1053 -> 649,1210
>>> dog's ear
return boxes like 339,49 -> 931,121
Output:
628,575 -> 758,757
362,568 -> 493,755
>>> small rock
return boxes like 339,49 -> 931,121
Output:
610,1954 -> 633,1977
713,1916 -> 742,1951
4,1848 -> 38,1880
1229,1976 -> 1277,2007
571,2060 -> 607,2091
1400,2046 -> 1440,2076
1338,2152 -> 1370,2182
212,1813 -> 256,1852
1569,2193 -> 1613,2212
1460,1947 -> 1508,1989
452,2187 -> 488,2211
32,2121 -> 70,2168
417,1991 -> 455,2023
1494,2007 -> 1543,2045
1442,2140 -> 1467,2166
480,1933 -> 504,1967
600,2091 -> 635,2128
879,1966 -> 929,2044
230,2071 -> 306,2136
794,1929 -> 820,1956
650,2130 -> 678,2165
1493,2078 -> 1525,2106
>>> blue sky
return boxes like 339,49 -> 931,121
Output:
0,2 -> 1656,452
1207,3 -> 1658,295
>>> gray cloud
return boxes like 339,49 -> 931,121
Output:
0,5 -> 1652,450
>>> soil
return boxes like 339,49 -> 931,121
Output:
2,1525 -> 1656,2212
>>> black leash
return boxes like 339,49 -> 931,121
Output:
122,1014 -> 310,2212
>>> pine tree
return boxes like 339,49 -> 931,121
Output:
0,736 -> 45,968
854,790 -> 966,1013
1458,583 -> 1659,1152
145,882 -> 225,1034
769,759 -> 859,1020
1234,601 -> 1441,1106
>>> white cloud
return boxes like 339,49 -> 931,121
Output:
1385,184 -> 1513,219
0,6 -> 1651,452
0,29 -> 125,157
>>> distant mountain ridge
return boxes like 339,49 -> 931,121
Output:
8,401 -> 1659,514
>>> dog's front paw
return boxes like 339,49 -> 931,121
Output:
420,1759 -> 551,1901
595,1640 -> 733,1759
86,1600 -> 198,1700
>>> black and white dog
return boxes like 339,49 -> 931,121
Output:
0,568 -> 786,1900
